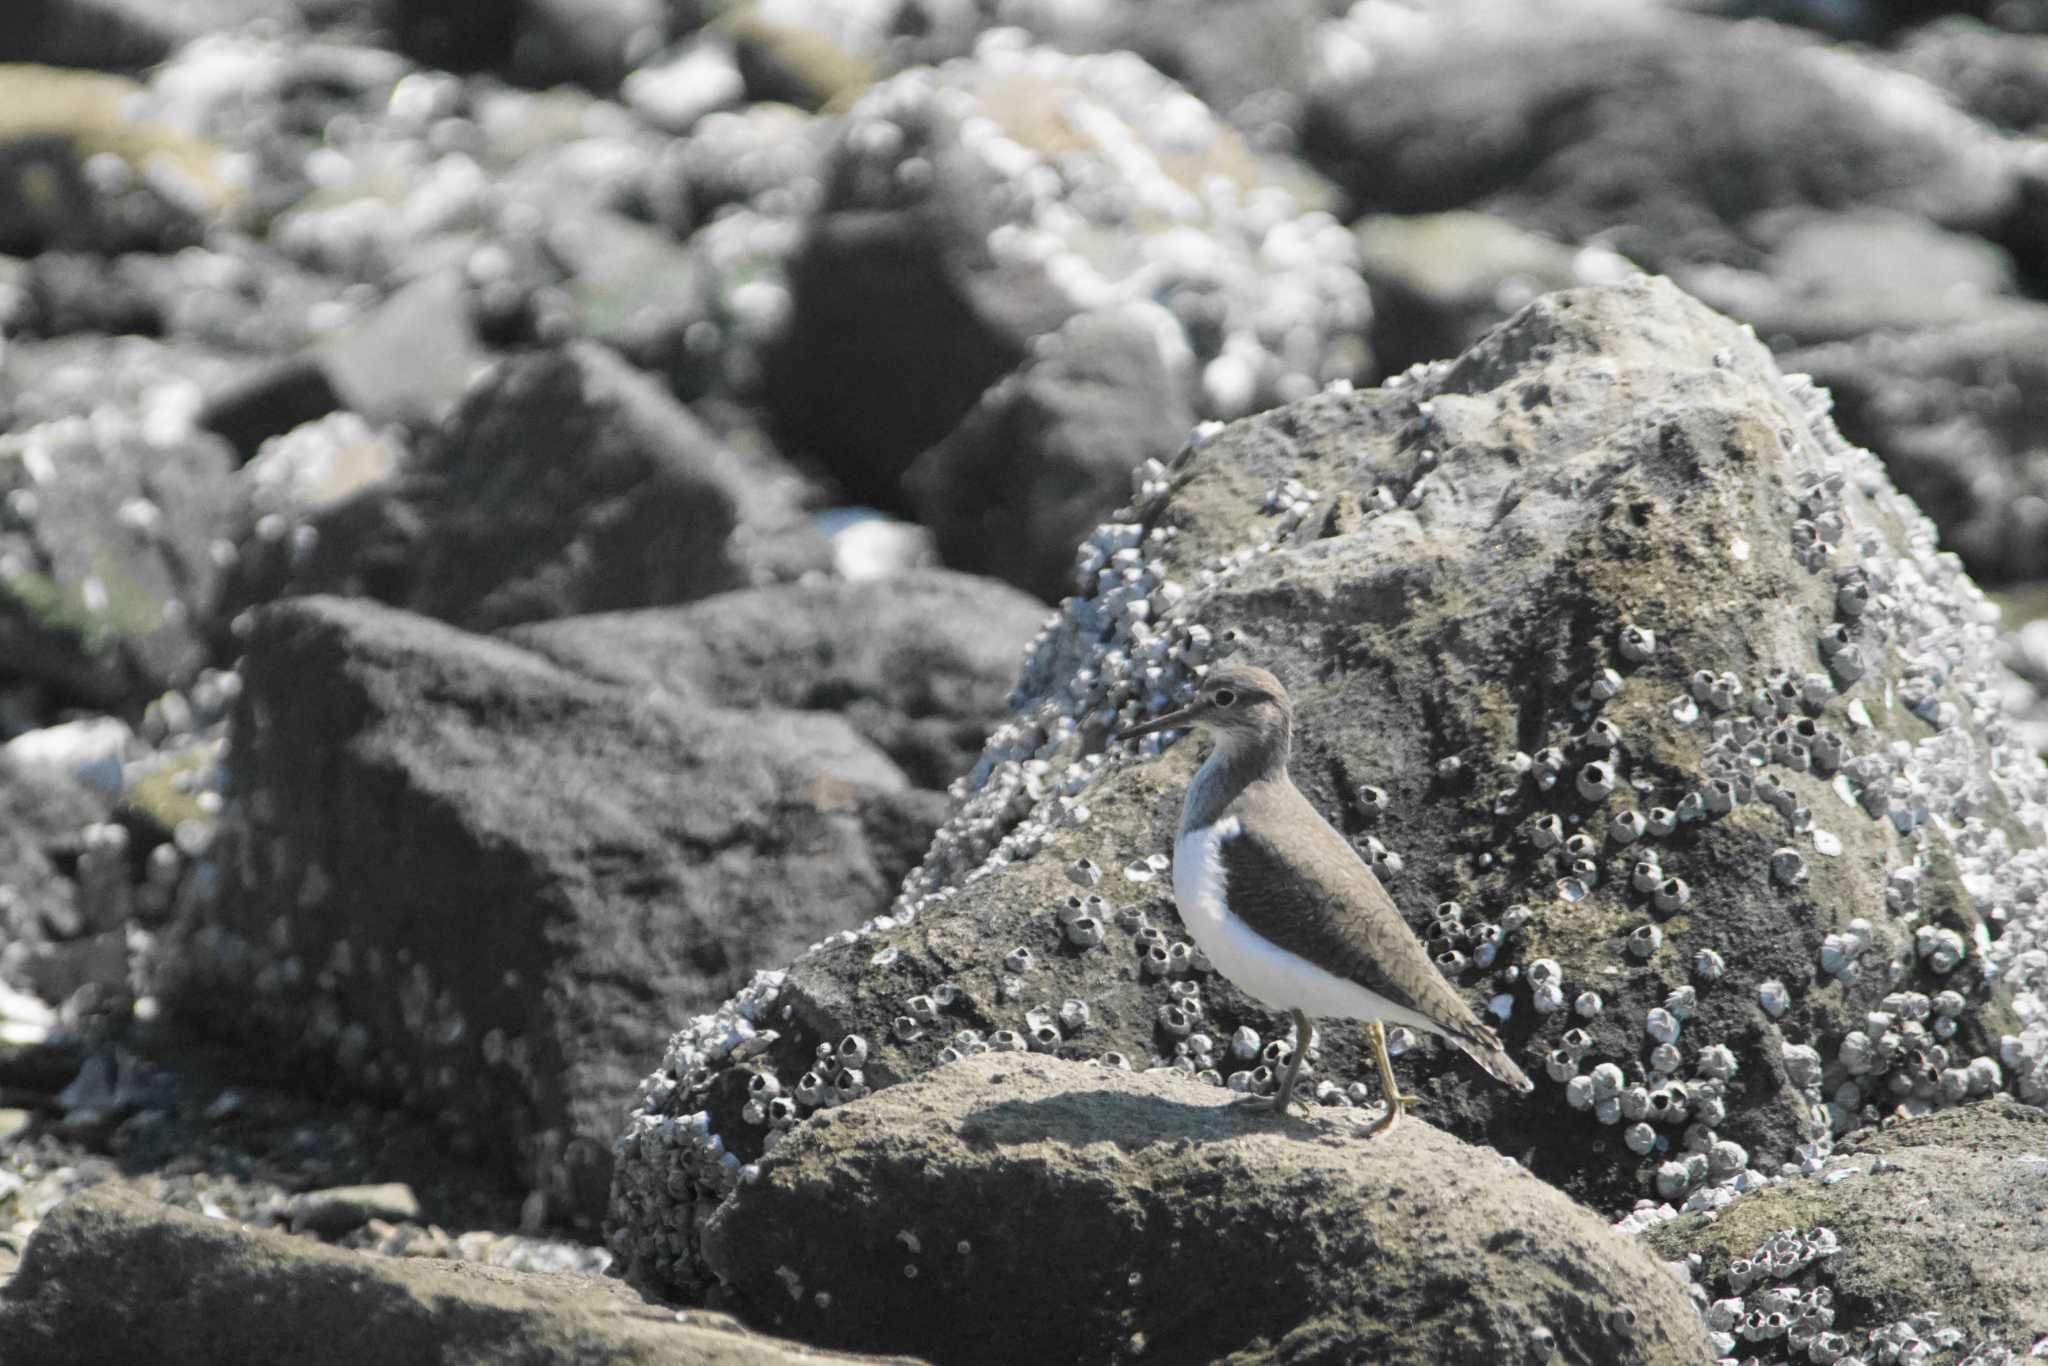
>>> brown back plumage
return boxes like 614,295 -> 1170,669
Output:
1224,767 -> 1534,1093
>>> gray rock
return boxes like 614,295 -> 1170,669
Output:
764,38 -> 1369,512
1304,7 -> 2027,274
1785,308 -> 2048,586
162,595 -> 945,1227
1897,17 -> 2048,136
1353,211 -> 1639,375
906,306 -> 1194,604
288,1182 -> 422,1236
262,342 -> 813,634
698,1054 -> 1714,1365
0,1185 -> 915,1365
0,413 -> 239,708
510,569 -> 1047,791
1647,1098 -> 2048,1360
0,758 -> 99,983
0,65 -> 230,257
611,276 -> 2048,1297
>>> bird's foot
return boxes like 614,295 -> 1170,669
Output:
1360,1096 -> 1418,1138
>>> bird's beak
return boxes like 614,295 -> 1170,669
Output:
1113,702 -> 1206,743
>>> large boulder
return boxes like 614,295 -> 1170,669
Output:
904,305 -> 1195,604
697,1054 -> 1714,1365
609,276 -> 2048,1298
161,596 -> 945,1227
234,342 -> 822,635
1646,1099 -> 2048,1361
0,1185 -> 912,1366
509,570 -> 1048,791
1303,7 -> 2029,274
763,33 -> 1370,512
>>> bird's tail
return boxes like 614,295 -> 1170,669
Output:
1452,1023 -> 1534,1094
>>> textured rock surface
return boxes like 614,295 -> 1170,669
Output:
0,759 -> 102,995
698,1054 -> 1714,1366
611,276 -> 2048,1297
1304,7 -> 2030,273
162,595 -> 944,1226
764,34 -> 1369,512
1786,310 -> 2048,587
0,1185 -> 912,1366
510,569 -> 1047,791
239,342 -> 823,633
0,413 -> 239,708
905,305 -> 1194,603
1647,1099 -> 2048,1361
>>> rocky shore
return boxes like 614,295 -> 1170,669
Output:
4,1 -> 2048,1363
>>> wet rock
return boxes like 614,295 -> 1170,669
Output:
0,65 -> 231,257
698,1054 -> 1712,1365
288,1182 -> 421,1237
0,413 -> 239,708
764,33 -> 1369,512
1647,1098 -> 2048,1359
163,595 -> 943,1227
611,276 -> 2048,1296
906,305 -> 1193,603
511,569 -> 1047,791
0,1185 -> 912,1365
1304,8 -> 2026,274
257,342 -> 813,634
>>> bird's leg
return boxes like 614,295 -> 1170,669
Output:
1362,1019 -> 1421,1138
1270,1008 -> 1311,1115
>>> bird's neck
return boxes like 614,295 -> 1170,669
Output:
1182,730 -> 1291,832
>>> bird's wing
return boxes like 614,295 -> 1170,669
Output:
1220,782 -> 1489,1038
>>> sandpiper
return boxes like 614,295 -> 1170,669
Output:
1115,662 -> 1533,1133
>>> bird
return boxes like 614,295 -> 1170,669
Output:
1114,661 -> 1533,1133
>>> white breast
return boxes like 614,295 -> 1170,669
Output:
1172,817 -> 1446,1036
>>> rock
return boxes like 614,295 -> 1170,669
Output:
0,65 -> 231,257
162,595 -> 944,1227
694,1054 -> 1712,1365
1670,209 -> 2024,351
510,569 -> 1048,790
1304,8 -> 2027,274
0,336 -> 243,435
905,305 -> 1194,604
0,0 -> 304,70
2,718 -> 130,802
1647,1098 -> 2048,1360
763,34 -> 1369,513
1784,308 -> 2048,586
621,37 -> 746,134
1897,17 -> 2048,136
288,1182 -> 422,1237
0,416 -> 237,709
1353,211 -> 1639,378
267,342 -> 811,634
312,270 -> 487,431
197,357 -> 347,465
610,276 -> 2048,1298
0,1185 -> 914,1365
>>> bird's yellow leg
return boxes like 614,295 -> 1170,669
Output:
1362,1019 -> 1421,1137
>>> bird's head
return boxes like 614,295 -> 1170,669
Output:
1113,662 -> 1293,756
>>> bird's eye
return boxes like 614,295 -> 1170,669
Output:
1212,688 -> 1237,707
